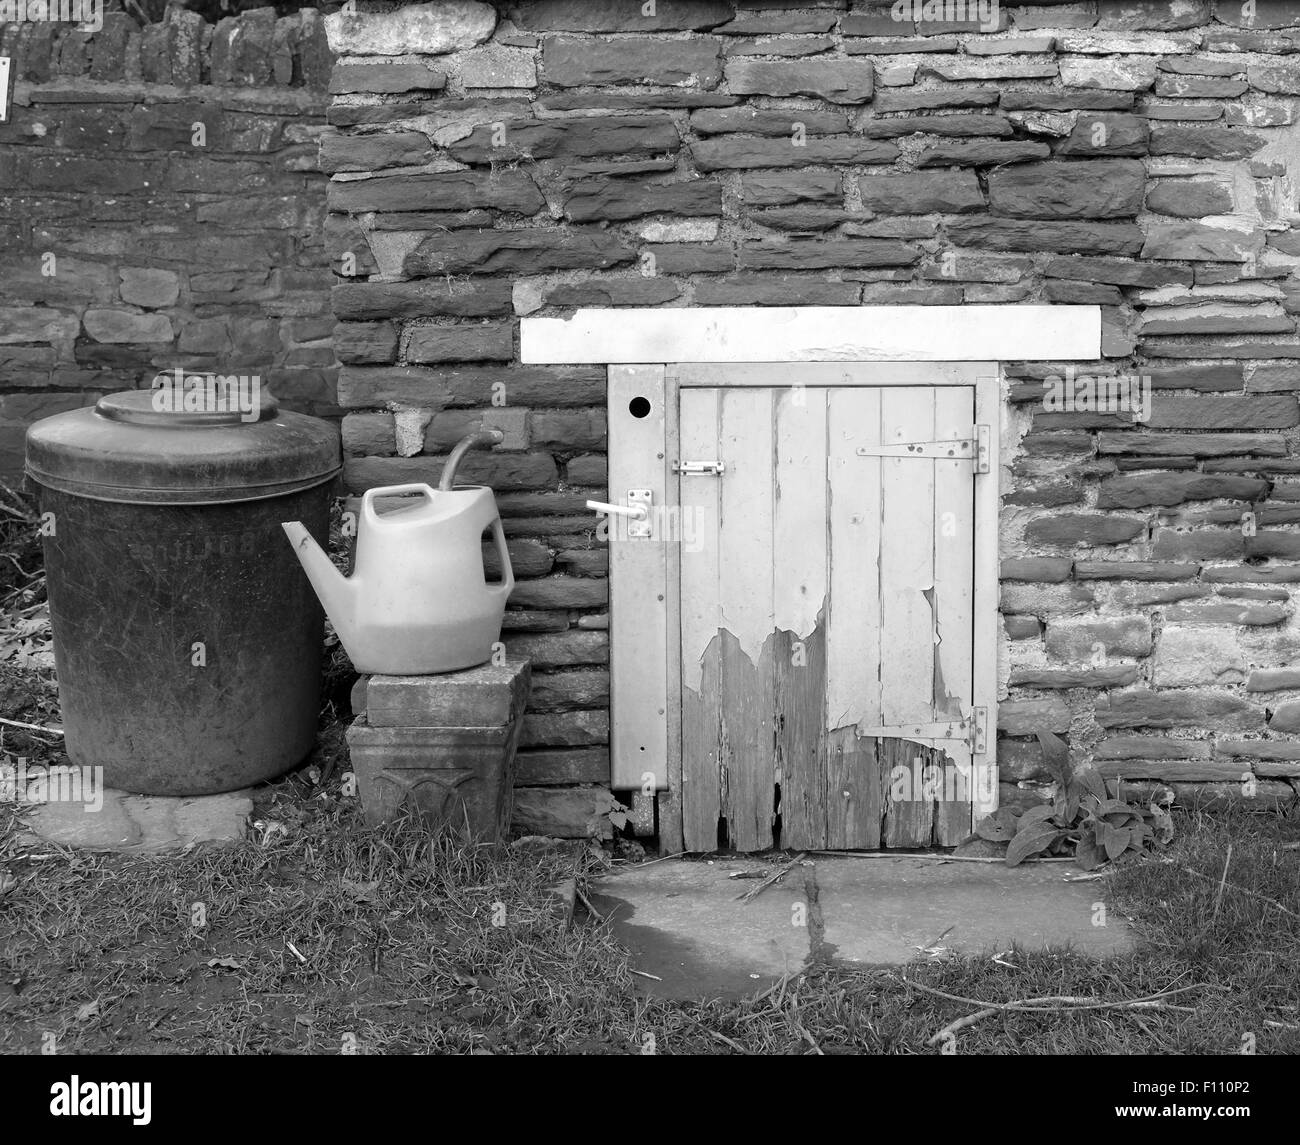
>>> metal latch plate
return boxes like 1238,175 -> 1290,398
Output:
856,426 -> 990,474
855,707 -> 987,753
627,488 -> 652,538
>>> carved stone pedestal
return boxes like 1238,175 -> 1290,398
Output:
346,659 -> 531,841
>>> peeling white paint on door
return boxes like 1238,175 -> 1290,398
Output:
678,378 -> 983,851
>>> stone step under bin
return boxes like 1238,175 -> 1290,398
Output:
347,659 -> 531,841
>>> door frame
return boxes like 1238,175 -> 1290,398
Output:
520,305 -> 1104,850
609,363 -> 1000,850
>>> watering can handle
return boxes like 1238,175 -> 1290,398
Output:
487,517 -> 515,602
360,483 -> 436,526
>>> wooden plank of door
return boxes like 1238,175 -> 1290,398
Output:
825,388 -> 884,850
773,385 -> 829,851
679,387 -> 722,852
658,369 -> 685,856
879,386 -> 940,849
676,362 -> 991,389
932,385 -> 977,845
717,387 -> 777,851
972,371 -> 1001,822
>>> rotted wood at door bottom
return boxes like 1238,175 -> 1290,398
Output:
678,383 -> 978,853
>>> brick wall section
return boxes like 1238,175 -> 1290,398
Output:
318,1 -> 1300,820
0,8 -> 336,474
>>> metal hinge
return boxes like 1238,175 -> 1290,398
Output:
674,460 -> 726,476
856,425 -> 990,474
855,707 -> 988,754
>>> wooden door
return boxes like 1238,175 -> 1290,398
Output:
678,382 -> 986,852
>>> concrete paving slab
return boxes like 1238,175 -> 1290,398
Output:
592,858 -> 811,1000
814,856 -> 1132,964
21,788 -> 252,853
594,855 -> 1132,998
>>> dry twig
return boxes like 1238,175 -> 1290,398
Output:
0,503 -> 33,523
737,852 -> 807,903
574,883 -> 604,921
905,979 -> 1215,1047
808,850 -> 1075,864
704,1027 -> 749,1054
1212,844 -> 1232,922
1175,860 -> 1300,921
0,717 -> 62,735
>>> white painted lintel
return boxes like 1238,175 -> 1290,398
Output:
521,305 -> 1101,365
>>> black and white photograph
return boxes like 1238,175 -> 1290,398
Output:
0,0 -> 1294,1103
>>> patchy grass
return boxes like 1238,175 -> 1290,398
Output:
2,508 -> 1297,1058
2,765 -> 1298,1055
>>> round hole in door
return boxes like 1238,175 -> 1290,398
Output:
628,396 -> 652,419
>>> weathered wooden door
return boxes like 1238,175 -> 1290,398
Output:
677,376 -> 990,852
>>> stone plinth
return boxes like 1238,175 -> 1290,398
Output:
346,659 -> 531,840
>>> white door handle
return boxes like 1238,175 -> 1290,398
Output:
587,499 -> 648,521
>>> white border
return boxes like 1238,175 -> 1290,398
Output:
522,305 -> 1101,364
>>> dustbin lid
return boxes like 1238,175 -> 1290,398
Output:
25,388 -> 342,505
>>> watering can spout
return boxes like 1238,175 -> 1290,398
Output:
281,522 -> 359,637
441,429 -> 504,490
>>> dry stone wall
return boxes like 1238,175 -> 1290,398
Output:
0,7 -> 336,475
325,0 -> 1300,829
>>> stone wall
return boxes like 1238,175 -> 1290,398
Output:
323,0 -> 1300,829
0,7 -> 336,476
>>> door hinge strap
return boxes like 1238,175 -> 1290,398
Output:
855,707 -> 988,753
855,425 -> 990,473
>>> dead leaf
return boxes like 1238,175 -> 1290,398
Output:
340,878 -> 381,902
975,807 -> 1019,842
252,819 -> 288,846
1149,799 -> 1175,846
76,1000 -> 100,1022
207,957 -> 243,971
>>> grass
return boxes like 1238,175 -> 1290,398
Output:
1,480 -> 1297,1053
1,761 -> 1298,1054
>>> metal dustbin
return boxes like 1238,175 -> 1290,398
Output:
24,388 -> 341,795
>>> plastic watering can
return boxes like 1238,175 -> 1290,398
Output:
282,431 -> 514,675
